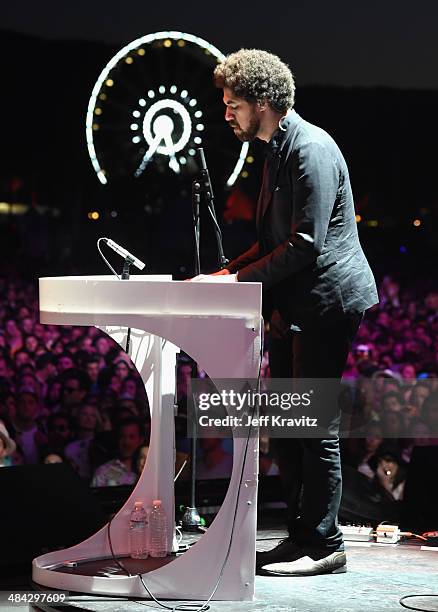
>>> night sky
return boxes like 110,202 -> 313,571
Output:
2,0 -> 438,89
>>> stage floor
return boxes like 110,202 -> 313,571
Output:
3,529 -> 438,612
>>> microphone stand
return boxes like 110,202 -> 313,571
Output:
192,180 -> 201,276
121,257 -> 132,354
183,183 -> 202,532
197,147 -> 229,270
184,149 -> 229,533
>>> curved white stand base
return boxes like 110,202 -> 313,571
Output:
33,275 -> 262,601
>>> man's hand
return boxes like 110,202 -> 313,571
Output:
210,269 -> 230,276
185,270 -> 237,282
185,269 -> 230,280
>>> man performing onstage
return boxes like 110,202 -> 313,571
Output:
212,50 -> 379,576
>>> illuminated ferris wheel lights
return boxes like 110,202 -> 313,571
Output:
194,136 -> 202,144
139,98 -> 146,106
148,90 -> 155,98
142,99 -> 192,157
132,136 -> 141,143
159,85 -> 166,94
196,124 -> 204,131
170,85 -> 177,94
179,156 -> 187,164
94,108 -> 102,115
86,30 -> 246,187
189,99 -> 197,107
125,57 -> 134,64
226,142 -> 250,187
164,39 -> 172,48
132,110 -> 141,118
130,123 -> 139,130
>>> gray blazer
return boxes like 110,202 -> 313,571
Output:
227,110 -> 379,329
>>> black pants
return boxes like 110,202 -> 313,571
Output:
269,311 -> 363,551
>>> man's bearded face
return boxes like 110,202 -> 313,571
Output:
223,88 -> 261,142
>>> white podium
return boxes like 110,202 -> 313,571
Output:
33,275 -> 262,601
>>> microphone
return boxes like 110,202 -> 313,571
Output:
103,238 -> 146,270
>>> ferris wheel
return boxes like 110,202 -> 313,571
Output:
86,31 -> 250,188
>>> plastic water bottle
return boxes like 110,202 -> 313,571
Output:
149,499 -> 168,558
129,501 -> 148,559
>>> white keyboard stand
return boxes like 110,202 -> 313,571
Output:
33,275 -> 262,601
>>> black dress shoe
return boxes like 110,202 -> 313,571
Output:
259,548 -> 347,576
256,538 -> 303,568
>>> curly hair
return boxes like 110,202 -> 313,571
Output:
214,49 -> 295,113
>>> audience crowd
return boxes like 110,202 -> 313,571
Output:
0,275 -> 437,515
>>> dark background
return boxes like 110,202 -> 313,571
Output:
1,1 -> 437,282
